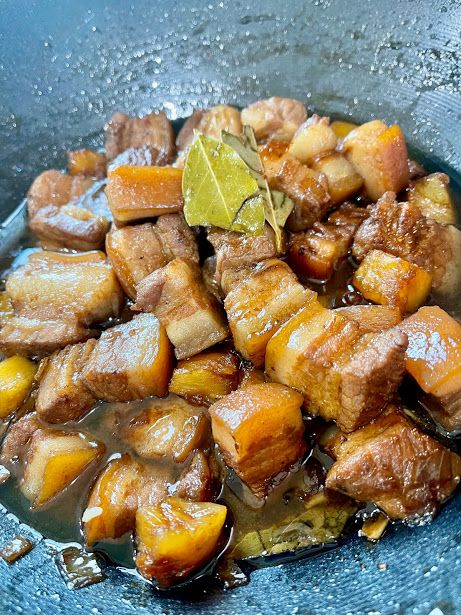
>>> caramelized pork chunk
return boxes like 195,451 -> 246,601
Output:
155,213 -> 199,263
106,165 -> 183,223
83,454 -> 171,545
241,97 -> 307,142
326,407 -> 461,519
134,259 -> 229,359
288,115 -> 338,165
176,451 -> 217,502
209,383 -> 306,496
0,413 -> 41,466
272,157 -> 330,232
27,170 -> 94,218
136,498 -> 227,587
353,192 -> 461,296
30,204 -> 109,251
68,149 -> 107,179
224,259 -> 316,367
105,111 -> 175,162
119,395 -> 209,463
0,316 -> 95,359
36,341 -> 98,423
407,172 -> 457,225
21,429 -> 104,508
266,302 -> 408,432
312,153 -> 363,205
207,225 -> 278,288
82,313 -> 172,402
5,250 -> 122,326
341,120 -> 409,200
0,356 -> 37,420
335,305 -> 402,333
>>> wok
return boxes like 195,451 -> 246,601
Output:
0,1 -> 460,613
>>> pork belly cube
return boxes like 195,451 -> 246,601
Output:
30,204 -> 109,251
82,313 -> 173,402
134,259 -> 229,359
21,430 -> 104,508
352,192 -> 461,297
241,97 -> 307,141
342,120 -> 409,200
155,213 -> 199,263
136,497 -> 227,586
312,152 -> 363,204
272,157 -> 331,231
68,149 -> 107,178
169,349 -> 239,406
5,250 -> 122,325
195,105 -> 242,141
0,316 -> 95,359
176,451 -> 217,502
27,170 -> 94,218
407,172 -> 457,225
0,413 -> 40,466
83,454 -> 170,545
209,383 -> 306,496
36,340 -> 97,423
106,223 -> 168,299
120,395 -> 209,462
105,111 -> 175,162
207,225 -> 278,287
288,115 -> 338,165
224,259 -> 316,367
0,356 -> 37,420
326,407 -> 461,519
335,305 -> 402,333
266,303 -> 408,432
106,165 -> 183,223
353,250 -> 432,313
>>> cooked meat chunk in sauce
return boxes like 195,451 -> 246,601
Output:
326,407 -> 461,519
241,97 -> 307,141
27,170 -> 95,218
67,149 -> 107,179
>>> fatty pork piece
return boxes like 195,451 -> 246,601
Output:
134,259 -> 229,359
207,225 -> 278,289
108,144 -> 170,170
288,203 -> 368,281
83,454 -> 172,545
241,97 -> 307,142
135,497 -> 227,587
5,251 -> 122,326
107,214 -> 199,300
326,407 -> 461,519
30,204 -> 109,251
224,259 -> 317,367
105,111 -> 175,162
407,172 -> 457,225
0,316 -> 95,359
335,305 -> 402,334
67,149 -> 107,178
0,413 -> 41,466
209,383 -> 306,497
176,451 -> 218,502
35,340 -> 98,423
266,301 -> 408,432
176,105 -> 242,152
27,169 -> 95,218
82,313 -> 173,402
119,395 -> 210,463
21,428 -> 104,508
353,192 -> 461,297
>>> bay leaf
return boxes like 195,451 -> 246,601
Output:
182,134 -> 264,234
222,126 -> 294,253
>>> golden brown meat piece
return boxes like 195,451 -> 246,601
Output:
0,316 -> 95,359
29,204 -> 109,251
67,149 -> 107,178
288,115 -> 338,165
169,349 -> 239,406
207,225 -> 278,288
209,383 -> 306,496
5,251 -> 122,326
82,313 -> 173,402
35,340 -> 98,423
326,407 -> 461,519
155,213 -> 199,264
224,259 -> 317,367
266,301 -> 408,432
407,172 -> 457,225
353,192 -> 461,297
105,111 -> 175,162
108,144 -> 169,170
176,451 -> 217,502
241,97 -> 307,141
27,170 -> 95,218
335,305 -> 402,333
134,259 -> 229,359
272,157 -> 331,232
119,395 -> 209,463
312,153 -> 363,205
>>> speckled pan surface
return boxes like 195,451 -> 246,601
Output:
0,1 -> 460,613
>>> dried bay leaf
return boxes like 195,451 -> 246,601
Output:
182,134 -> 264,234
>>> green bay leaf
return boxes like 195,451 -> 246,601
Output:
182,134 -> 264,234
